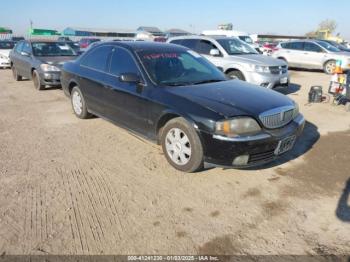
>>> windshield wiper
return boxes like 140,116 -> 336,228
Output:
193,79 -> 225,85
161,82 -> 192,87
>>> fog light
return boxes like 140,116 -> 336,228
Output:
232,155 -> 249,166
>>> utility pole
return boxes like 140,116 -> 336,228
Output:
29,19 -> 33,39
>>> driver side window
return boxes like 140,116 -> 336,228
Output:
196,40 -> 221,56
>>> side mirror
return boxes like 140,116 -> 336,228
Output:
210,49 -> 220,57
120,73 -> 141,83
21,51 -> 30,57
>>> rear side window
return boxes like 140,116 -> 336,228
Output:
109,47 -> 139,76
80,46 -> 112,71
196,40 -> 218,55
304,42 -> 323,52
180,39 -> 198,49
282,42 -> 304,50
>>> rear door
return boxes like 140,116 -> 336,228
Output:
281,42 -> 305,67
20,41 -> 34,78
78,45 -> 113,115
11,41 -> 24,73
302,42 -> 325,69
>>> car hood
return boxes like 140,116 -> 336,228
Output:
37,56 -> 78,68
166,80 -> 294,118
225,54 -> 287,66
0,50 -> 11,58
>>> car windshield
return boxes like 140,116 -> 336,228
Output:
217,38 -> 258,55
238,36 -> 253,44
32,42 -> 77,56
137,50 -> 226,86
0,41 -> 15,49
316,41 -> 341,52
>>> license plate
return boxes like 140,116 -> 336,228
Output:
275,135 -> 296,155
280,77 -> 288,84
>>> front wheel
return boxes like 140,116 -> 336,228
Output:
32,70 -> 45,90
161,117 -> 204,173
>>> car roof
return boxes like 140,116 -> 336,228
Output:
168,35 -> 237,42
95,41 -> 188,52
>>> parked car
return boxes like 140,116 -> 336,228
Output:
272,40 -> 350,74
0,41 -> 15,68
58,36 -> 72,42
260,42 -> 279,56
202,30 -> 260,52
318,39 -> 350,53
78,38 -> 100,50
9,36 -> 25,43
61,41 -> 304,172
10,40 -> 78,89
168,36 -> 289,89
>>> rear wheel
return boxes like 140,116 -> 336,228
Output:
71,86 -> 91,119
226,70 -> 245,81
161,117 -> 204,173
12,66 -> 22,81
324,60 -> 336,75
32,70 -> 45,90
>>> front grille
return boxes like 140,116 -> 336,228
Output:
248,150 -> 275,164
259,106 -> 294,129
269,65 -> 287,75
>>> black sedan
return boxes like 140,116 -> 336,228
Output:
61,41 -> 305,172
9,40 -> 78,90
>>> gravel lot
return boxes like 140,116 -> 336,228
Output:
0,68 -> 349,255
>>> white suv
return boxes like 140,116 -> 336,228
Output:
168,35 -> 289,89
272,40 -> 350,74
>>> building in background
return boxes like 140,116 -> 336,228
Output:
0,27 -> 13,34
218,23 -> 233,30
29,28 -> 60,36
62,27 -> 136,38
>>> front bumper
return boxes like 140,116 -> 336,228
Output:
39,71 -> 62,86
200,114 -> 305,167
245,71 -> 289,89
0,59 -> 10,68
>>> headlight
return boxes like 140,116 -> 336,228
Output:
40,64 -> 60,72
215,117 -> 261,137
292,102 -> 299,119
248,64 -> 270,73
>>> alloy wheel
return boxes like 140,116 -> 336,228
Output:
72,91 -> 83,115
165,128 -> 192,166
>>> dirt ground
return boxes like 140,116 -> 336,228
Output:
0,68 -> 349,256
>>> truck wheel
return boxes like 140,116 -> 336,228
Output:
226,70 -> 245,81
161,117 -> 204,173
32,70 -> 45,90
12,66 -> 22,81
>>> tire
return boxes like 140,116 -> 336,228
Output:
32,70 -> 45,90
160,117 -> 204,173
226,70 -> 245,81
71,86 -> 91,119
12,66 -> 22,81
324,60 -> 336,75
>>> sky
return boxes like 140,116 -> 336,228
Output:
1,0 -> 350,40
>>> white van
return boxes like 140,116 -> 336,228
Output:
202,30 -> 259,51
